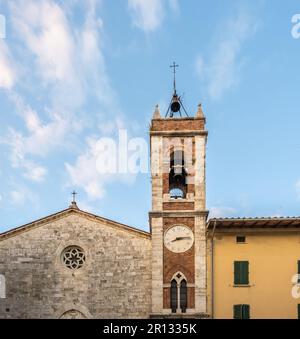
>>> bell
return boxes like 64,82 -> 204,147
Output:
171,95 -> 181,113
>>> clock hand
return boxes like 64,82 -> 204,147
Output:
171,237 -> 191,242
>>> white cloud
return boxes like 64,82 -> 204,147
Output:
0,41 -> 16,89
10,186 -> 37,206
128,0 -> 164,32
209,206 -> 237,219
3,1 -> 113,184
64,3 -> 139,200
196,12 -> 258,99
65,134 -> 136,200
3,0 -> 134,198
9,0 -> 86,111
2,97 -> 71,182
128,0 -> 179,32
7,107 -> 68,156
22,162 -> 48,183
10,0 -> 74,83
9,0 -> 117,111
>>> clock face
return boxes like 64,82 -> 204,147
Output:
164,225 -> 194,253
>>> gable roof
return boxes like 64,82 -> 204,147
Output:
207,217 -> 300,231
0,205 -> 150,241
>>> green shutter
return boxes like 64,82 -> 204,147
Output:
234,261 -> 249,285
242,305 -> 250,319
243,261 -> 249,285
234,262 -> 239,285
234,305 -> 242,319
234,305 -> 250,319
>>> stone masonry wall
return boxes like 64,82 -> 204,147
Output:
0,212 -> 151,319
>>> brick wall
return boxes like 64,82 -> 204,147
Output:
151,118 -> 205,132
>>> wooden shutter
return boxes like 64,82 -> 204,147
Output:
242,305 -> 250,319
234,262 -> 240,285
234,305 -> 250,319
234,261 -> 249,285
242,261 -> 249,285
234,305 -> 242,319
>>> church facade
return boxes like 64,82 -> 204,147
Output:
1,96 -> 300,319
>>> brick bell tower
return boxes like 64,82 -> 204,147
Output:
149,64 -> 208,318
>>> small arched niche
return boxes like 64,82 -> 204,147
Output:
59,309 -> 87,319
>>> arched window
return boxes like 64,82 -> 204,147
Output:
59,310 -> 87,319
170,280 -> 178,313
180,280 -> 187,313
169,149 -> 187,199
170,272 -> 188,314
61,246 -> 86,270
170,150 -> 184,170
169,187 -> 185,199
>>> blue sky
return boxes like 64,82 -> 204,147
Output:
1,0 -> 300,233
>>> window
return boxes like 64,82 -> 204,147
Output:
298,305 -> 300,320
180,280 -> 187,313
62,246 -> 86,270
170,272 -> 188,314
171,150 -> 184,169
298,261 -> 300,283
169,149 -> 187,199
171,280 -> 177,313
234,261 -> 249,285
60,310 -> 87,319
236,236 -> 246,244
234,305 -> 250,319
170,188 -> 185,199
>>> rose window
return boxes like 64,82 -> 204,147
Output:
62,246 -> 86,270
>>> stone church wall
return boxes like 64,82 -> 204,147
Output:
0,212 -> 151,319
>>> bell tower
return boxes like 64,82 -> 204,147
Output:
149,66 -> 208,318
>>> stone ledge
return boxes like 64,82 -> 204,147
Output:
149,211 -> 209,219
150,131 -> 208,137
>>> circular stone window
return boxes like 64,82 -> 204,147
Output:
61,246 -> 86,270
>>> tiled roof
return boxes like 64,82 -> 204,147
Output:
207,217 -> 300,230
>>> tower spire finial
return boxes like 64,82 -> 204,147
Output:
166,62 -> 188,118
170,62 -> 179,94
72,191 -> 77,203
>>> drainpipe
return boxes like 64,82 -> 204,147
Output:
211,220 -> 217,319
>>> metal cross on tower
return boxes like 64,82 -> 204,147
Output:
170,62 -> 179,94
166,62 -> 189,118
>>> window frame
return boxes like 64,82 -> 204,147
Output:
234,261 -> 249,286
170,272 -> 188,314
236,236 -> 246,244
234,304 -> 250,319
